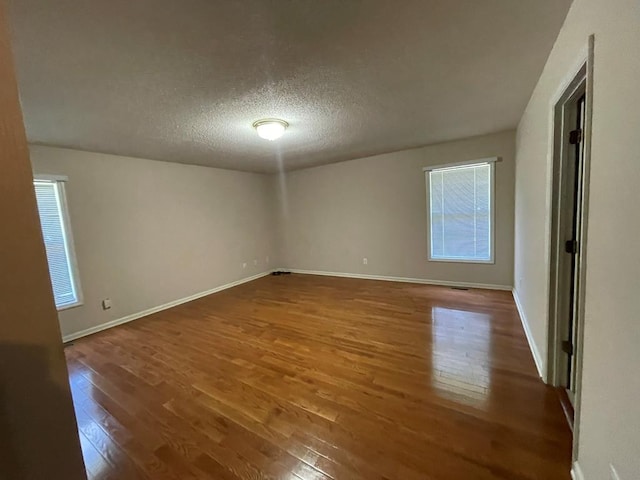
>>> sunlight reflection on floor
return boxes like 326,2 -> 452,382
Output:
431,306 -> 492,407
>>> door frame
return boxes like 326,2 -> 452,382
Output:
548,66 -> 586,393
546,35 -> 594,461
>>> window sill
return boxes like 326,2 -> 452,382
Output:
57,301 -> 83,312
428,257 -> 495,265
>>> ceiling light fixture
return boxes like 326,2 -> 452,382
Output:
253,118 -> 288,141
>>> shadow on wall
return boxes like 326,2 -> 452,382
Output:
0,343 -> 84,480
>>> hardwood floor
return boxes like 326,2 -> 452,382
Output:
65,274 -> 572,480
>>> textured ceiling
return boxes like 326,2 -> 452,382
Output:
8,0 -> 572,173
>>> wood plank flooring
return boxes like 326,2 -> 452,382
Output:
65,274 -> 572,480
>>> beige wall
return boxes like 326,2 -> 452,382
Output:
514,0 -> 640,478
277,131 -> 515,288
30,146 -> 278,339
0,3 -> 86,478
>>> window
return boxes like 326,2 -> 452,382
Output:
425,159 -> 495,263
33,176 -> 82,310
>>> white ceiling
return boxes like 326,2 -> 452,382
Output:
8,0 -> 572,173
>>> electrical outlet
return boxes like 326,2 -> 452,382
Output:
242,262 -> 247,269
102,298 -> 112,310
266,256 -> 269,264
363,257 -> 368,265
610,464 -> 621,480
254,259 -> 258,266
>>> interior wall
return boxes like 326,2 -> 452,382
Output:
30,146 -> 279,340
514,0 -> 640,478
277,130 -> 515,288
0,4 -> 86,478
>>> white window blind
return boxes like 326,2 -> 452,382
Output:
33,179 -> 82,309
426,161 -> 494,263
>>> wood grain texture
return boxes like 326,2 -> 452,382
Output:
65,274 -> 572,480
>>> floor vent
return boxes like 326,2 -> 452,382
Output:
451,287 -> 469,291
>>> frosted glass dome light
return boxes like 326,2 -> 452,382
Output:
253,119 -> 288,141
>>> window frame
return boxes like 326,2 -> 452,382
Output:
424,158 -> 497,265
33,175 -> 84,311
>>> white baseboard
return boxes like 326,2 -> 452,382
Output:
62,270 -> 273,343
282,268 -> 512,291
512,288 -> 545,379
571,461 -> 584,480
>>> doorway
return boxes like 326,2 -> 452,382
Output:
547,60 -> 591,425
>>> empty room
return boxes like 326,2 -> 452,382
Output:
1,0 -> 638,479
